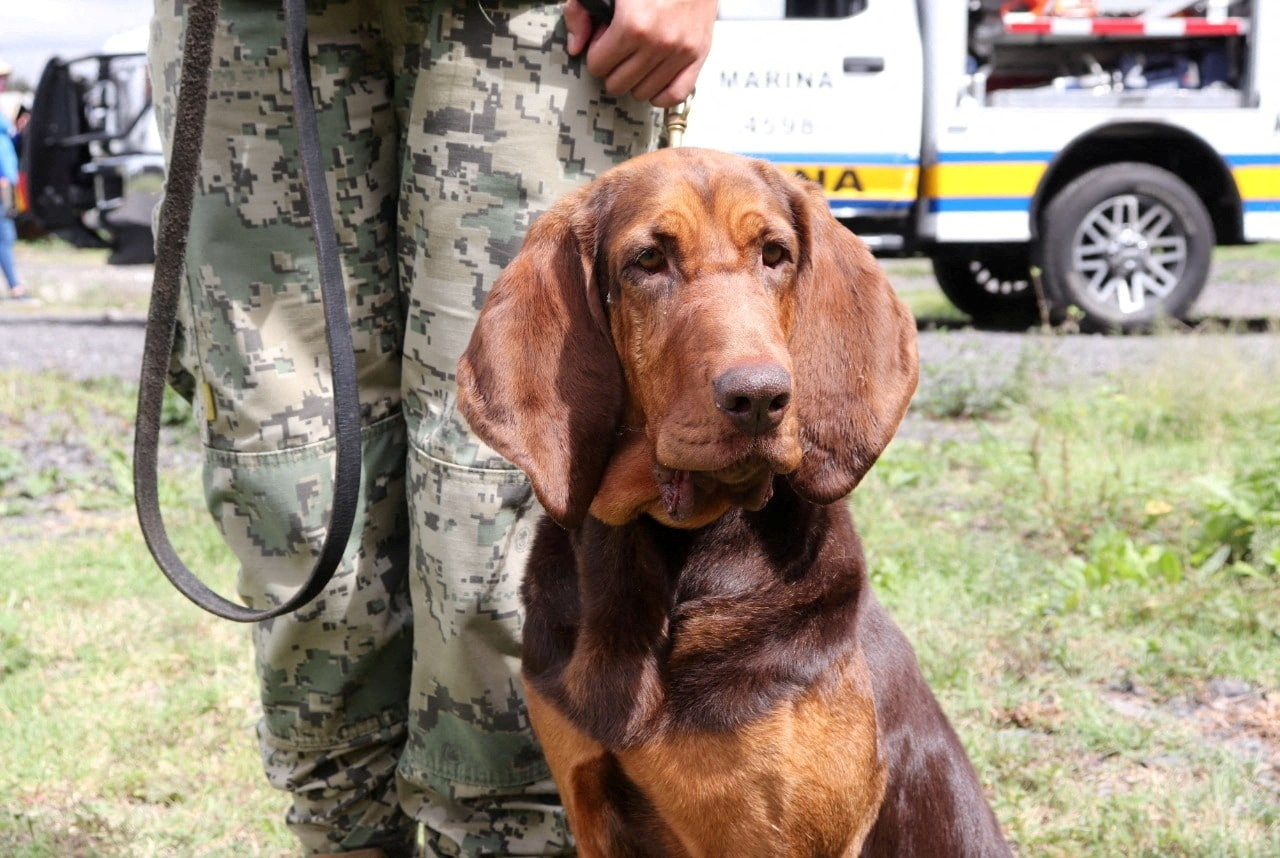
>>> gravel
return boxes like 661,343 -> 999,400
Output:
1,252 -> 1277,392
0,315 -> 148,381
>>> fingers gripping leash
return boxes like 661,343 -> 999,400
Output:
575,0 -> 693,147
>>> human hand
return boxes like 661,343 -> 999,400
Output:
564,0 -> 718,108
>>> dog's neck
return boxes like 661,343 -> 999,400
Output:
522,478 -> 868,749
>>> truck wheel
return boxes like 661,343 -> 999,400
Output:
930,245 -> 1040,329
1038,163 -> 1213,331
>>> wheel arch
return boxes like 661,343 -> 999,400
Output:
1030,121 -> 1242,247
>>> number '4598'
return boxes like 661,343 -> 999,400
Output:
745,117 -> 815,135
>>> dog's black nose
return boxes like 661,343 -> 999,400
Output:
713,364 -> 792,435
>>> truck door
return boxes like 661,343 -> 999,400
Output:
683,0 -> 924,248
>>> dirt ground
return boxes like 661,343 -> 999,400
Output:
1,241 -> 1278,384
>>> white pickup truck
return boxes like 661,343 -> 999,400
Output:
685,0 -> 1279,329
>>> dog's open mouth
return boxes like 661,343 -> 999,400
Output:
654,461 -> 775,522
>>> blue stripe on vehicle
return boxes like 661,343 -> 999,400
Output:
828,199 -> 914,211
934,151 -> 1055,163
1226,154 -> 1280,167
744,152 -> 918,165
928,197 -> 1031,213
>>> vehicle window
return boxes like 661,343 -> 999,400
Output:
718,0 -> 868,20
786,0 -> 867,18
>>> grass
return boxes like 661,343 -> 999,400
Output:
856,335 -> 1280,856
0,371 -> 291,856
1217,242 -> 1280,264
1,326 -> 1278,854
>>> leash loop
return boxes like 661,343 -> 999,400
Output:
136,0 -> 685,620
133,0 -> 362,622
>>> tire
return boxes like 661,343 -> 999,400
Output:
1038,163 -> 1213,331
107,224 -> 157,266
930,244 -> 1040,329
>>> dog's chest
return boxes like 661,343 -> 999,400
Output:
522,501 -> 866,742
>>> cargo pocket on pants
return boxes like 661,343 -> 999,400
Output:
399,440 -> 551,792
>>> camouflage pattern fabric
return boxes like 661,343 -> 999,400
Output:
149,0 -> 659,853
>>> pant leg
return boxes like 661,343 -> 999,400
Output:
0,216 -> 18,289
386,1 -> 660,853
149,1 -> 416,853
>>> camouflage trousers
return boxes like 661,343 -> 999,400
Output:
149,1 -> 658,853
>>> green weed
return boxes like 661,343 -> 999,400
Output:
1193,455 -> 1280,577
860,330 -> 1279,855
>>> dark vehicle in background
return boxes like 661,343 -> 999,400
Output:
23,51 -> 161,265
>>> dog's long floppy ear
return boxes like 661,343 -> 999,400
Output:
783,174 -> 919,504
457,190 -> 622,529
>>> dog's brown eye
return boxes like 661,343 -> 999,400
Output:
636,248 -> 666,273
762,242 -> 786,268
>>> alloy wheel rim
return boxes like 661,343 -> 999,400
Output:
1071,193 -> 1187,316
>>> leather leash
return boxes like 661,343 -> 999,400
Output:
133,0 -> 362,622
134,0 -> 685,622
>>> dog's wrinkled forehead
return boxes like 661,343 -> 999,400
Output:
589,150 -> 798,260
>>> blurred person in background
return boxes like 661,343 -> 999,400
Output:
0,59 -> 27,300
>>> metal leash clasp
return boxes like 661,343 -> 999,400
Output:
663,94 -> 692,148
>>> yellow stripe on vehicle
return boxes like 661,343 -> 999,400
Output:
787,164 -> 919,201
923,162 -> 1046,199
1232,165 -> 1280,200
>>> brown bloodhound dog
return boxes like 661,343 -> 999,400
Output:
458,147 -> 1011,857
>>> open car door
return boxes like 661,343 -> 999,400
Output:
23,53 -> 162,264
